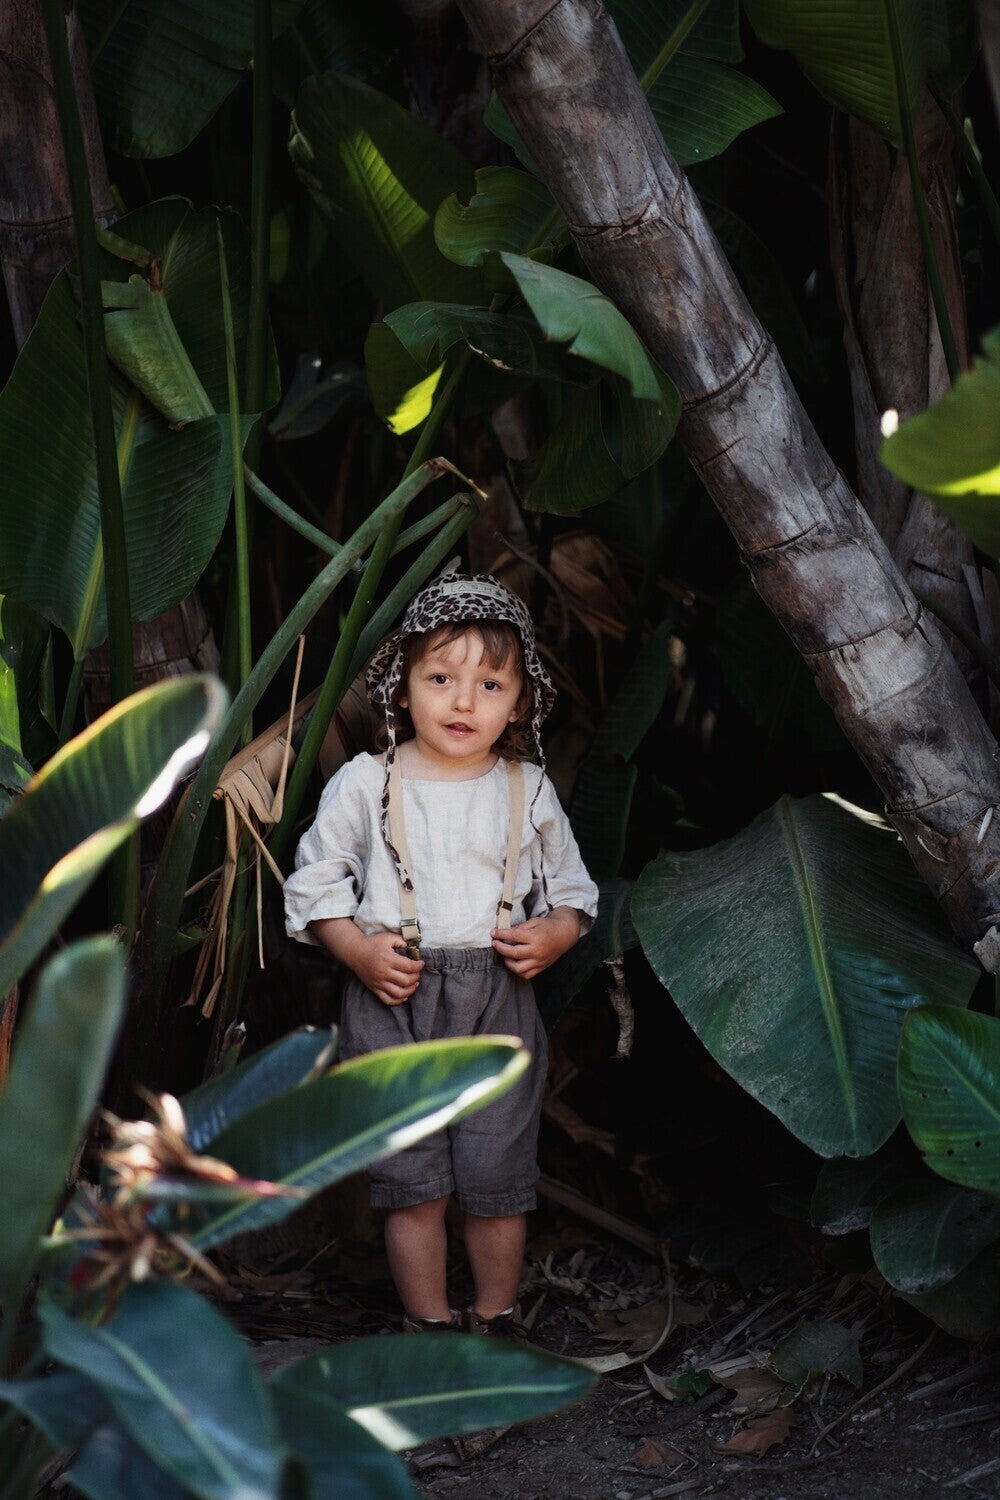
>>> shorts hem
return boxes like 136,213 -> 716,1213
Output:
370,1173 -> 454,1209
456,1188 -> 537,1216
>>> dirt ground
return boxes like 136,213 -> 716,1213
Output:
238,1206 -> 1000,1500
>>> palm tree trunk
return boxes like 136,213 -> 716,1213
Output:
828,103 -> 978,681
456,0 -> 1000,961
0,0 -> 113,343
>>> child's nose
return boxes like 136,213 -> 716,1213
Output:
452,681 -> 473,710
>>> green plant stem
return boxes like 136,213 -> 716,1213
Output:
884,2 -> 960,384
639,0 -> 712,93
40,0 -> 138,940
930,81 -> 1000,253
58,659 -> 85,748
135,459 -> 458,1050
217,227 -> 253,726
246,0 -> 272,433
244,464 -> 466,561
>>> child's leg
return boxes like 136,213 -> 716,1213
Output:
384,1196 -> 453,1321
464,1212 -> 526,1317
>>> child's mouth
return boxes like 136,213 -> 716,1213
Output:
445,723 -> 473,735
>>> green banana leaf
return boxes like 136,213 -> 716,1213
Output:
869,1177 -> 1000,1293
500,254 -> 672,401
0,939 -> 124,1331
435,167 -> 556,268
743,0 -> 930,147
898,1005 -> 1000,1195
0,675 -> 225,997
272,1392 -> 414,1499
903,1246 -> 1000,1339
0,596 -> 52,800
810,1132 -> 919,1234
631,795 -> 979,1157
78,0 -> 306,158
272,0 -> 399,107
516,371 -> 679,514
1,1368 -> 190,1500
270,1334 -> 594,1450
881,327 -> 1000,556
0,203 -> 269,653
609,0 -> 781,165
184,1037 -> 529,1248
289,72 -> 480,310
181,1027 -> 337,1151
40,1282 -> 283,1500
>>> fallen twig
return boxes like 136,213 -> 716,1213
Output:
943,1456 -> 1000,1489
904,1354 -> 1000,1403
809,1329 -> 938,1455
535,1175 -> 660,1256
911,1403 -> 1000,1432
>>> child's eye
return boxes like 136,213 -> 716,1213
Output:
483,680 -> 502,692
430,674 -> 449,685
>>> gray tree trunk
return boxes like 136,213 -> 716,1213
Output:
456,0 -> 1000,961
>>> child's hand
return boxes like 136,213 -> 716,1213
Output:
352,931 -> 425,1006
309,918 -> 423,1006
491,907 -> 582,980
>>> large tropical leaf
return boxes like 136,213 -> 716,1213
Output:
270,1334 -> 594,1450
631,795 -> 979,1157
78,0 -> 306,158
272,0 -> 399,107
0,203 -> 269,653
435,167 -> 556,268
0,939 -> 124,1327
898,1006 -> 1000,1195
272,1392 -> 413,1499
810,1132 -> 919,1234
743,0 -> 930,147
181,1027 -> 337,1151
184,1037 -> 529,1248
610,0 -> 781,165
881,326 -> 1000,556
289,72 -> 479,309
869,1177 -> 1000,1293
1,1369 -> 190,1500
40,1282 -> 284,1500
0,596 -> 52,803
0,676 -> 225,997
903,1246 -> 1000,1339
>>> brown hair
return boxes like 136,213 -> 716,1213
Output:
384,621 -> 535,761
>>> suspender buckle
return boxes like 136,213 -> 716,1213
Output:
399,917 -> 421,962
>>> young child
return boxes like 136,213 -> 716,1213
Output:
284,571 -> 598,1335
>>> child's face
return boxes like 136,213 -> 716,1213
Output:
399,627 -> 524,774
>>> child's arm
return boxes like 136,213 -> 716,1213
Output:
490,906 -> 583,981
309,917 -> 424,1006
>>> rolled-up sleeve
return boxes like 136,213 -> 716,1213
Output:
526,771 -> 599,930
283,762 -> 368,943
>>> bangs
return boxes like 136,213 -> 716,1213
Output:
406,620 -> 524,675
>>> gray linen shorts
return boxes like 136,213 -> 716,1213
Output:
338,946 -> 547,1215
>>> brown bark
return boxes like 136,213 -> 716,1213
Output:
0,0 -> 114,344
828,105 -> 976,663
456,0 -> 1000,961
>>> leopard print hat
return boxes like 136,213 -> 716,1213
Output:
366,569 -> 556,896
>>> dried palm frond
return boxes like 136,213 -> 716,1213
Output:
188,641 -> 377,1017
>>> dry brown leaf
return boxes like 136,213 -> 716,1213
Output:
593,1296 -> 707,1349
712,1407 -> 796,1458
644,1365 -> 679,1401
631,1438 -> 684,1469
711,1365 -> 787,1415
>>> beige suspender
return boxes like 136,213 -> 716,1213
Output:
387,756 -> 524,958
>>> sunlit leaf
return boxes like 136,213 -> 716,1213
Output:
435,167 -> 555,267
881,327 -> 1000,556
290,72 -> 479,309
0,676 -> 225,997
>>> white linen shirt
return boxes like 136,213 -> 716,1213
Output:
284,752 -> 598,949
